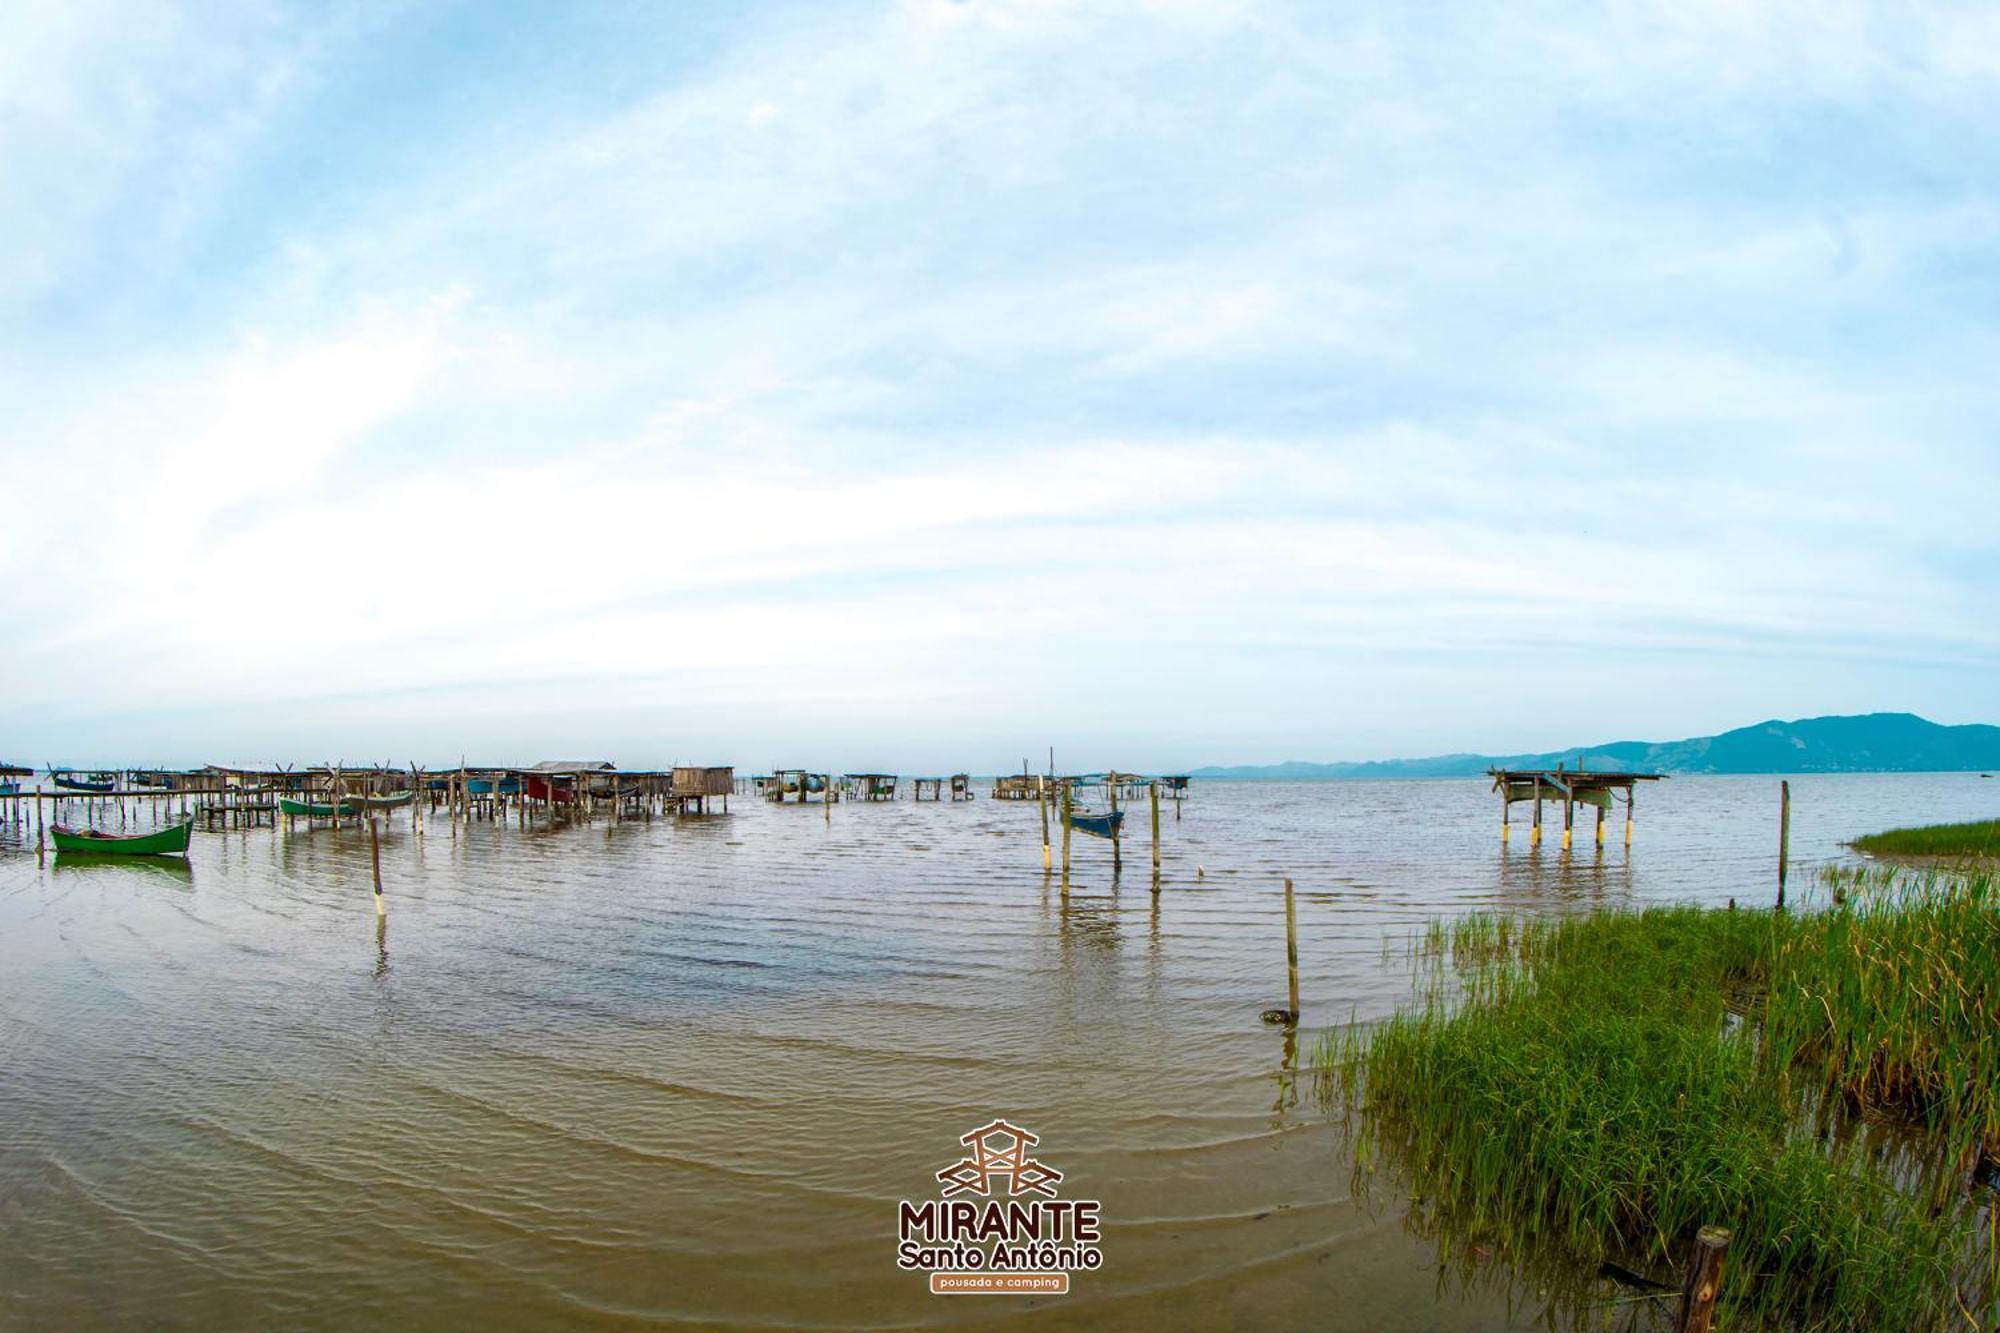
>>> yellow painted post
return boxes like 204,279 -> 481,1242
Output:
1626,787 -> 1636,846
1501,788 -> 1510,843
1531,779 -> 1543,847
1562,793 -> 1573,851
1595,803 -> 1605,847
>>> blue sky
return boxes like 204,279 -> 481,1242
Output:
3,0 -> 1997,771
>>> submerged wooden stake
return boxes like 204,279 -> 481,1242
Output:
1675,1226 -> 1730,1333
1777,780 -> 1790,909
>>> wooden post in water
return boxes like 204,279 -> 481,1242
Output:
1150,781 -> 1161,889
1777,780 -> 1790,909
1109,782 -> 1121,872
1501,789 -> 1510,843
1595,803 -> 1605,848
1284,878 -> 1300,1021
824,774 -> 831,826
1531,779 -> 1543,847
35,783 -> 45,866
1675,1226 -> 1730,1333
1038,778 -> 1051,872
368,814 -> 385,916
1626,786 -> 1635,847
1061,783 -> 1072,881
1562,790 -> 1574,852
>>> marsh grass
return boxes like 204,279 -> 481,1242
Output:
1319,870 -> 2000,1330
1850,818 -> 2000,859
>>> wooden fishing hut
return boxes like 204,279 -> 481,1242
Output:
846,773 -> 898,801
1490,766 -> 1663,849
670,766 -> 733,814
950,773 -> 973,801
912,776 -> 943,801
766,770 -> 833,803
992,774 -> 1043,800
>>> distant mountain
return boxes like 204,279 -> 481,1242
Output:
1189,713 -> 2000,779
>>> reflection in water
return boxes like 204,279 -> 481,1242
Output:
48,854 -> 195,888
2,773 -> 1995,1329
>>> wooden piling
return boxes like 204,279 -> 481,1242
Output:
1109,783 -> 1121,872
1777,780 -> 1790,909
1149,781 -> 1161,889
1038,778 -> 1051,872
1562,791 -> 1573,851
1531,779 -> 1543,847
1501,790 -> 1510,843
369,814 -> 385,916
1061,783 -> 1072,881
1595,803 -> 1605,847
1675,1226 -> 1730,1333
1626,786 -> 1635,846
1284,877 -> 1300,1021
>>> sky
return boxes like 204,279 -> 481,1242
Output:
2,0 -> 1997,773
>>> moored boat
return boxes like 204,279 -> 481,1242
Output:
346,791 -> 415,811
51,818 -> 194,857
53,771 -> 119,793
278,796 -> 355,819
1068,809 -> 1125,839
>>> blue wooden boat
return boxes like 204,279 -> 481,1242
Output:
1068,809 -> 1125,839
466,778 -> 520,796
54,772 -> 118,793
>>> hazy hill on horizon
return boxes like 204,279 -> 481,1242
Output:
1189,712 -> 2000,779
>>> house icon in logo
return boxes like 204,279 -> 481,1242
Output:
935,1120 -> 1065,1198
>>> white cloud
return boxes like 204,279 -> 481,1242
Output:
2,0 -> 1996,762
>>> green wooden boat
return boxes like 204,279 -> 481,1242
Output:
346,791 -> 415,811
51,818 -> 194,857
278,796 -> 355,819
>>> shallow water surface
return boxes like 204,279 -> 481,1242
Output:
2,774 -> 1993,1329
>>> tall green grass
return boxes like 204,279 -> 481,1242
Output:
1850,818 -> 2000,859
1320,872 -> 2000,1331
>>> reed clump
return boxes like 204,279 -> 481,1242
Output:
1320,873 -> 2000,1331
1850,818 -> 2000,859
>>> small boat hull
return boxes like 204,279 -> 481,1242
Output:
54,776 -> 117,793
1068,810 -> 1125,839
51,818 -> 194,857
347,791 -> 415,811
278,797 -> 355,819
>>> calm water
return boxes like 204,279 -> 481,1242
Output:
2,774 -> 1995,1330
